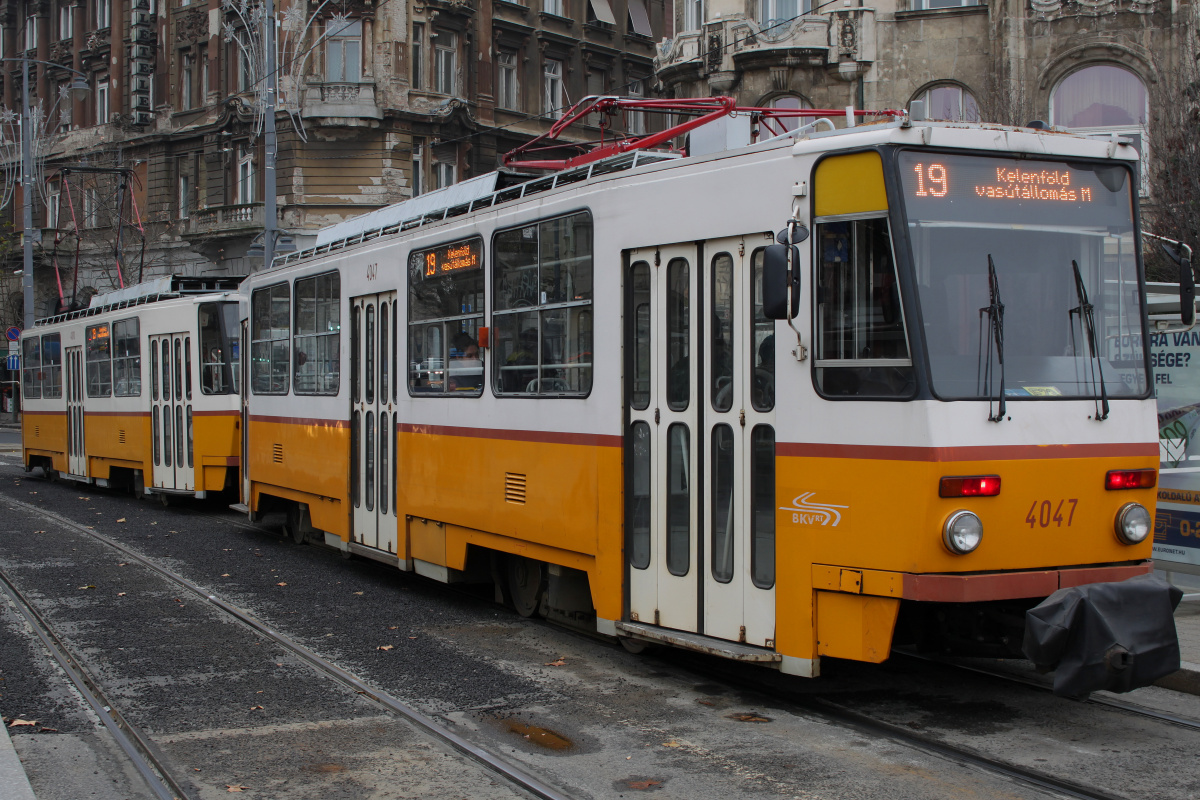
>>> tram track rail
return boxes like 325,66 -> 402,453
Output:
1,495 -> 572,800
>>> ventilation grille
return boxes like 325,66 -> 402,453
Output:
504,472 -> 527,505
273,443 -> 284,463
34,426 -> 39,438
118,429 -> 126,444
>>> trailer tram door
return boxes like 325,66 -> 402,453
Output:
702,237 -> 776,648
150,333 -> 195,492
626,245 -> 701,634
351,292 -> 399,556
66,347 -> 86,477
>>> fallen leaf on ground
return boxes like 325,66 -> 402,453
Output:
628,780 -> 661,790
118,563 -> 126,567
77,585 -> 95,590
276,582 -> 287,587
353,591 -> 363,595
9,719 -> 36,727
661,740 -> 681,748
250,705 -> 264,710
39,727 -> 57,733
545,658 -> 566,667
116,518 -> 126,523
117,593 -> 126,597
377,645 -> 394,651
226,785 -> 249,793
407,636 -> 417,640
77,497 -> 88,500
150,522 -> 158,525
221,574 -> 231,577
33,530 -> 44,534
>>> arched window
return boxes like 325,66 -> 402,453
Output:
767,94 -> 812,133
1050,64 -> 1148,194
760,0 -> 812,28
917,84 -> 979,122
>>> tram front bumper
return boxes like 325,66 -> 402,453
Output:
1022,573 -> 1183,697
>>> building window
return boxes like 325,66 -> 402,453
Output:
434,160 -> 455,190
628,0 -> 653,35
626,78 -> 646,134
767,94 -> 813,132
408,238 -> 485,396
181,53 -> 194,109
326,18 -> 362,83
683,0 -> 703,32
544,0 -> 565,15
46,180 -> 60,229
95,0 -> 110,29
86,323 -> 113,397
586,69 -> 606,123
84,187 -> 100,228
236,30 -> 253,92
179,172 -> 191,219
760,0 -> 811,27
917,83 -> 979,122
95,75 -> 109,125
251,283 -> 291,395
433,31 -> 456,95
411,137 -> 424,197
412,24 -> 424,90
293,272 -> 341,396
498,51 -> 518,110
200,46 -> 210,102
492,212 -> 594,396
544,59 -> 563,118
24,15 -> 37,51
236,145 -> 255,204
909,0 -> 978,8
1050,64 -> 1149,194
58,2 -> 72,39
113,318 -> 141,397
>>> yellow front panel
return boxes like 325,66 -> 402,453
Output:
813,151 -> 889,217
23,412 -> 67,468
194,413 -> 240,491
815,591 -> 900,663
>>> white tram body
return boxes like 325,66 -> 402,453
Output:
22,277 -> 242,499
241,117 -> 1167,678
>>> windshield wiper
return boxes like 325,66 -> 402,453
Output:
1069,259 -> 1110,421
977,254 -> 1006,422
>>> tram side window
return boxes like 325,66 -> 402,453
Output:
493,212 -> 593,396
293,273 -> 340,396
41,334 -> 63,399
112,318 -> 141,397
408,237 -> 485,396
86,323 -> 113,397
251,283 -> 291,395
751,249 -> 775,412
21,339 -> 41,400
814,217 -> 915,398
199,302 -> 240,395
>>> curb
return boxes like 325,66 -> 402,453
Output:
0,720 -> 37,800
1154,661 -> 1200,695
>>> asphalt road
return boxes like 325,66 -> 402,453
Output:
0,455 -> 1198,799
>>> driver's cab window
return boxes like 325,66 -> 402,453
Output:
814,216 -> 914,397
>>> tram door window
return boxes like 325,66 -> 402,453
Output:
66,347 -> 86,477
625,238 -> 777,647
150,333 -> 194,492
351,292 -> 399,556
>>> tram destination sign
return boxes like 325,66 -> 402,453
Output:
413,237 -> 483,279
899,152 -> 1134,228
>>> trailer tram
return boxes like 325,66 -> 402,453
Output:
22,276 -> 243,500
235,99 -> 1177,683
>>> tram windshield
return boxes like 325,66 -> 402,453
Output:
900,151 -> 1148,400
198,301 -> 240,395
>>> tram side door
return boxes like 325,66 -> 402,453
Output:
626,245 -> 701,634
701,236 -> 776,648
350,292 -> 399,555
66,347 -> 86,476
150,333 -> 195,491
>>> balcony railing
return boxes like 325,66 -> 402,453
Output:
184,203 -> 264,236
302,81 -> 383,120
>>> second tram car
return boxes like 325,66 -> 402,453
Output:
232,108 -> 1174,681
22,276 -> 243,500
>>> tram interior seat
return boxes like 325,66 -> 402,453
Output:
526,378 -> 570,393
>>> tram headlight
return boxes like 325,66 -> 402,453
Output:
943,510 -> 983,554
1115,503 -> 1152,545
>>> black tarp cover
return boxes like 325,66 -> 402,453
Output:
1023,573 -> 1182,696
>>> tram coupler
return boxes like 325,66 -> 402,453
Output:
1022,573 -> 1183,697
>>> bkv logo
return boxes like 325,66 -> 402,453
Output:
780,492 -> 849,526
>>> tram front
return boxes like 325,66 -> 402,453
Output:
766,131 -> 1182,695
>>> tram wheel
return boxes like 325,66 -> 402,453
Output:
285,507 -> 306,545
507,556 -> 545,618
619,636 -> 651,655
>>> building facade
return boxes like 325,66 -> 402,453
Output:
0,0 -> 664,323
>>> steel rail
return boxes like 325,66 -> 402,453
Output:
0,568 -> 195,800
5,497 -> 572,800
896,651 -> 1200,733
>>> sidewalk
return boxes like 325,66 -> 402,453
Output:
0,720 -> 37,800
1157,596 -> 1200,693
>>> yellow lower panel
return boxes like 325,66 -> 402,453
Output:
815,591 -> 900,663
194,414 -> 240,491
23,412 -> 67,469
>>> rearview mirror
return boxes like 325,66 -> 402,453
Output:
1163,243 -> 1196,327
763,244 -> 801,319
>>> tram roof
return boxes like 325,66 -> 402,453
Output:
34,275 -> 245,328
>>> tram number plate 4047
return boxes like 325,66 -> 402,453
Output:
1025,499 -> 1078,528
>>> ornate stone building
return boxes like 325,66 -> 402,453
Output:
0,0 -> 664,320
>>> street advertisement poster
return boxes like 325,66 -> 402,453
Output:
1152,329 -> 1200,569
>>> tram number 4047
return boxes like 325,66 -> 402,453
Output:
1026,499 -> 1079,528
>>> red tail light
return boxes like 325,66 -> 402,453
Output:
1105,469 -> 1156,490
939,475 -> 1001,497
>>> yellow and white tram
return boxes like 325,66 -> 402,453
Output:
22,276 -> 242,500
234,102 -> 1174,682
